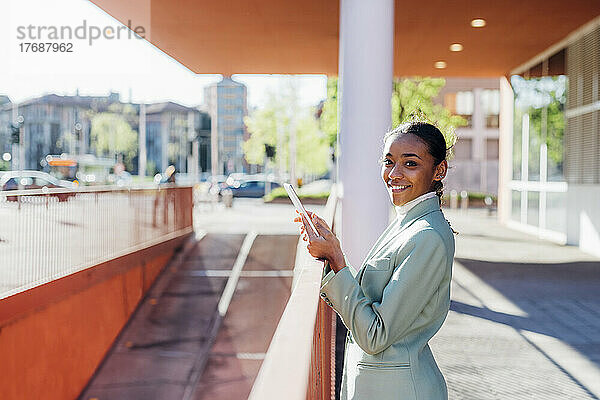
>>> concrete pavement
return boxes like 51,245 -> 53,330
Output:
431,208 -> 600,399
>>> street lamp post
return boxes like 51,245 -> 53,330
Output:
10,113 -> 25,189
74,122 -> 82,155
18,115 -> 25,190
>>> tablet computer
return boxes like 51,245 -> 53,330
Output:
284,183 -> 320,237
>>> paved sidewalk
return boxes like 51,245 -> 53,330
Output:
79,199 -> 303,399
431,209 -> 600,399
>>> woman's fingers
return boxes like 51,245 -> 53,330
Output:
311,213 -> 328,228
294,214 -> 316,242
310,215 -> 332,238
301,214 -> 319,241
307,211 -> 326,227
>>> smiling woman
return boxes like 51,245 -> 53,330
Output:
381,122 -> 449,206
296,121 -> 456,400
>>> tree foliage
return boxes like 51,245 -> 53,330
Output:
320,77 -> 466,157
90,112 -> 137,170
392,78 -> 464,152
243,85 -> 330,176
319,78 -> 339,147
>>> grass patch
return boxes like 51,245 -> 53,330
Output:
441,191 -> 497,201
264,187 -> 330,202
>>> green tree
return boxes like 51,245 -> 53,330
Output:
392,78 -> 464,151
0,159 -> 9,171
295,113 -> 330,176
243,85 -> 330,177
90,112 -> 138,170
320,78 -> 339,147
320,77 -> 466,157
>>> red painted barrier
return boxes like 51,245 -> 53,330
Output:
0,186 -> 194,400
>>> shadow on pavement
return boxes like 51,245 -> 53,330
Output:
452,257 -> 600,398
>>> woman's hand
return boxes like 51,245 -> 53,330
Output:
294,211 -> 346,272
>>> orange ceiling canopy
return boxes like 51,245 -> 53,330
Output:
90,0 -> 600,77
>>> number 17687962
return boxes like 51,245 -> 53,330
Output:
19,42 -> 73,52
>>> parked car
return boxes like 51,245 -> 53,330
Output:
228,180 -> 281,198
0,170 -> 75,202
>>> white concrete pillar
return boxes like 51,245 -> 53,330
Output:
338,0 -> 394,268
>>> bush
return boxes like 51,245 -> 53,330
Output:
466,192 -> 497,201
441,191 -> 497,202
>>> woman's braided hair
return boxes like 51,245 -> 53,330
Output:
384,121 -> 451,204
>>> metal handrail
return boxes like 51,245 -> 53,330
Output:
0,186 -> 193,298
0,183 -> 184,197
249,184 -> 339,400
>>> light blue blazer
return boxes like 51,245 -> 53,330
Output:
320,196 -> 455,400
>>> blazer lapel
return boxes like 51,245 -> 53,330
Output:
357,197 -> 441,283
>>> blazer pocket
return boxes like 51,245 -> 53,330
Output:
365,257 -> 392,271
357,361 -> 410,370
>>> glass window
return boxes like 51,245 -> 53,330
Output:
512,109 -> 522,180
486,138 -> 499,159
19,177 -> 34,186
481,89 -> 500,128
34,177 -> 53,186
511,190 -> 521,222
528,116 -> 541,181
444,91 -> 473,127
511,75 -> 567,182
3,178 -> 18,190
527,191 -> 539,227
454,138 -> 472,160
546,192 -> 567,233
486,114 -> 499,129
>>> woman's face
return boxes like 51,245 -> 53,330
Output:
381,134 -> 447,206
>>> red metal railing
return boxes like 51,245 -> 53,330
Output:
249,185 -> 339,400
306,290 -> 337,400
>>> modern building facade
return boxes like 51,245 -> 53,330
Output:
0,93 -> 120,170
143,102 -> 211,175
0,93 -> 211,177
434,78 -> 500,195
500,18 -> 600,256
204,76 -> 248,175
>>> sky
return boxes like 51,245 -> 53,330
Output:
0,0 -> 328,108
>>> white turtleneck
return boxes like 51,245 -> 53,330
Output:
394,191 -> 437,219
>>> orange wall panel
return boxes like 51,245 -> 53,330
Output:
0,249 -> 176,400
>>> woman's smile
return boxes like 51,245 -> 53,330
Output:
387,182 -> 411,193
381,134 -> 440,206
